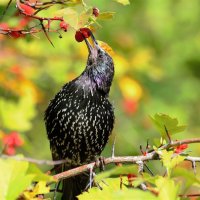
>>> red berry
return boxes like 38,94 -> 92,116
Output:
75,28 -> 91,42
75,31 -> 84,42
93,7 -> 99,17
60,21 -> 69,32
80,28 -> 91,38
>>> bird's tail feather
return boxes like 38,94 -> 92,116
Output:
61,171 -> 90,200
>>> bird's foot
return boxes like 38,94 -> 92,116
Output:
95,156 -> 105,171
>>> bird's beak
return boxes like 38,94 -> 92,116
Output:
84,32 -> 98,58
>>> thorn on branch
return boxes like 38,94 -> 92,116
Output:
111,135 -> 116,158
192,160 -> 196,174
0,0 -> 13,21
144,163 -> 154,176
164,125 -> 171,143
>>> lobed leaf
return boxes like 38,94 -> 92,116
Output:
155,177 -> 180,200
0,157 -> 34,200
79,178 -> 158,200
150,113 -> 186,139
159,150 -> 185,177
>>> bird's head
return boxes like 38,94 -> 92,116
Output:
84,31 -> 114,94
84,32 -> 113,70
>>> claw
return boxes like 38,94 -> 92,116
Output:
95,156 -> 105,171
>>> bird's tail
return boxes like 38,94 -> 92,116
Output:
61,171 -> 90,200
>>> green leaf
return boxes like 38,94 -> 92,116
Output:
150,113 -> 186,139
27,163 -> 54,182
133,173 -> 159,187
78,8 -> 93,28
113,0 -> 130,5
98,12 -> 115,20
0,157 -> 34,200
57,7 -> 93,29
172,167 -> 200,192
79,178 -> 158,200
56,8 -> 79,29
155,176 -> 180,200
96,165 -> 137,182
160,150 -> 185,177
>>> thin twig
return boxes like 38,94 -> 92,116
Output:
0,0 -> 13,21
0,154 -> 69,165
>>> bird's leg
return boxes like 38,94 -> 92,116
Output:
52,180 -> 62,200
85,166 -> 96,190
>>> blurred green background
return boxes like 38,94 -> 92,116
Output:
0,0 -> 200,171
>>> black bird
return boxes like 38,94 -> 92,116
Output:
44,32 -> 115,200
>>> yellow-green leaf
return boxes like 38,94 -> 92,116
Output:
113,0 -> 130,6
98,12 -> 115,20
79,178 -> 158,200
27,163 -> 55,182
155,177 -> 180,200
159,150 -> 185,177
0,157 -> 34,200
150,113 -> 186,139
23,181 -> 50,199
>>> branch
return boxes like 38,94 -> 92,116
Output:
1,137 -> 200,181
53,137 -> 200,181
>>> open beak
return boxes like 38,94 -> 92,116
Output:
84,31 -> 98,58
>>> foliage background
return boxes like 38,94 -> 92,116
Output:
0,0 -> 200,175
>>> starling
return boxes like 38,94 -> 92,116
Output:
44,32 -> 114,200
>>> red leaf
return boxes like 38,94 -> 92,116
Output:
5,146 -> 16,155
174,144 -> 188,154
18,16 -> 32,28
143,151 -> 147,156
18,2 -> 35,15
